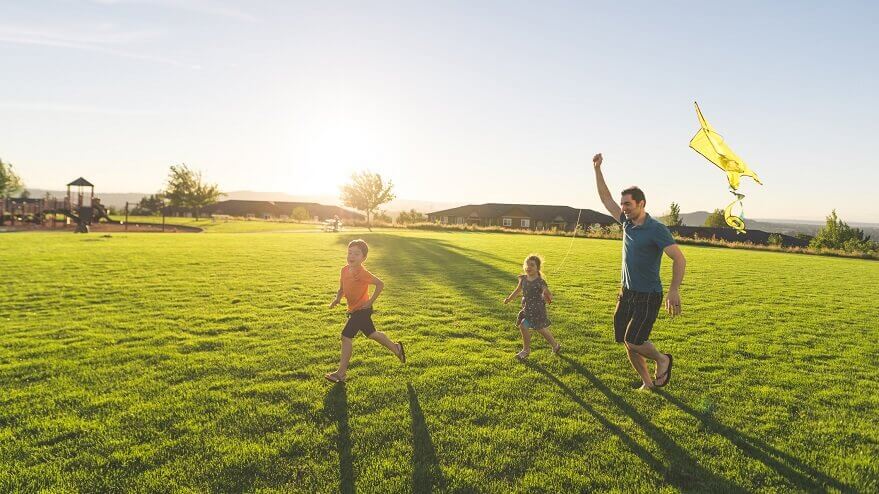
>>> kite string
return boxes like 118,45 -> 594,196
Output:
549,207 -> 583,276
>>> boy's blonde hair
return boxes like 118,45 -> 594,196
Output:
348,239 -> 369,257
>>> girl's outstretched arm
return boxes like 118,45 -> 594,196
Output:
503,278 -> 523,304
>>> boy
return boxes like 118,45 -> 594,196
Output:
325,239 -> 405,383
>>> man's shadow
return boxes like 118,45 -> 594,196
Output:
524,358 -> 746,492
324,384 -> 354,494
558,354 -> 854,493
655,388 -> 854,493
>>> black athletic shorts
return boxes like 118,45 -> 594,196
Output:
614,288 -> 663,345
342,308 -> 376,338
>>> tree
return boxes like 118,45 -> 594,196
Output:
397,209 -> 425,224
374,210 -> 392,224
0,158 -> 24,199
664,202 -> 683,227
291,206 -> 309,222
703,209 -> 728,228
340,171 -> 395,231
164,164 -> 221,220
132,193 -> 166,216
810,210 -> 875,253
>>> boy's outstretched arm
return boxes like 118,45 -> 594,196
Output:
329,281 -> 343,308
363,277 -> 384,308
504,279 -> 523,304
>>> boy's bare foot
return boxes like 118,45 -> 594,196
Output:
552,343 -> 561,354
396,342 -> 406,363
637,383 -> 655,391
324,372 -> 346,383
516,349 -> 530,360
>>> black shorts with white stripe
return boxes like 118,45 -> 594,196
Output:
614,288 -> 663,345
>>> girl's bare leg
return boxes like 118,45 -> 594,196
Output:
535,327 -> 560,353
517,323 -> 531,359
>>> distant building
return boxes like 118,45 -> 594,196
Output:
427,203 -> 615,231
201,200 -> 364,221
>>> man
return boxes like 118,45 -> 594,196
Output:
593,153 -> 686,390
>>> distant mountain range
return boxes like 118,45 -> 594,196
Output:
22,189 -> 461,218
669,211 -> 879,239
21,188 -> 879,239
216,191 -> 461,215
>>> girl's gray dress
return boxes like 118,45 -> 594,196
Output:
516,275 -> 550,329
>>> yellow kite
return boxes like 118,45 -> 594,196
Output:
689,102 -> 762,232
689,102 -> 762,189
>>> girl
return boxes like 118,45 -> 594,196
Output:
504,254 -> 560,359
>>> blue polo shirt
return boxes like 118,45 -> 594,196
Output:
619,213 -> 675,293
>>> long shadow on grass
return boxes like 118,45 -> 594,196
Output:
550,356 -> 747,492
335,234 -> 514,316
522,360 -> 743,492
521,361 -> 665,469
656,391 -> 855,493
324,384 -> 355,494
407,383 -> 447,492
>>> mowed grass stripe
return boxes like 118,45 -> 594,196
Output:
1,230 -> 877,492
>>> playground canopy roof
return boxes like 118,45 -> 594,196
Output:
67,177 -> 94,187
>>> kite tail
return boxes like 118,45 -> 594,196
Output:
724,191 -> 747,233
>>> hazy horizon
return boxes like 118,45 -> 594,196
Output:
3,1 -> 877,222
23,185 -> 879,225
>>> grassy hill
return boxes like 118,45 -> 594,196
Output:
1,229 -> 876,492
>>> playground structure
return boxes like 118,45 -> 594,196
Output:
0,177 -> 115,232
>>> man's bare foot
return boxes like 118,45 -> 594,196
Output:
654,353 -> 672,387
552,343 -> 561,354
516,349 -> 530,360
324,372 -> 346,383
396,342 -> 406,363
638,383 -> 655,391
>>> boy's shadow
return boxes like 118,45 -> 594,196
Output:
323,383 -> 448,493
324,384 -> 355,494
557,355 -> 854,493
408,383 -> 447,492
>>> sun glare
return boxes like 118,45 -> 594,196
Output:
283,113 -> 391,196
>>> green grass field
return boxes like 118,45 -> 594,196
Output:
109,215 -> 339,233
1,229 -> 877,492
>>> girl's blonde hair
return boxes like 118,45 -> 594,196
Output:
523,254 -> 545,278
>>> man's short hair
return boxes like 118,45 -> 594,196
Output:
621,186 -> 646,204
348,239 -> 369,257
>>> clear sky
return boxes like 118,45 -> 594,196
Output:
1,1 -> 877,221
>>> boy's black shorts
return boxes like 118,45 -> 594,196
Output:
342,308 -> 376,338
614,288 -> 663,345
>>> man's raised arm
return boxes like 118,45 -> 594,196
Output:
593,153 -> 622,221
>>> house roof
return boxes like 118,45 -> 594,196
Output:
428,203 -> 615,225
